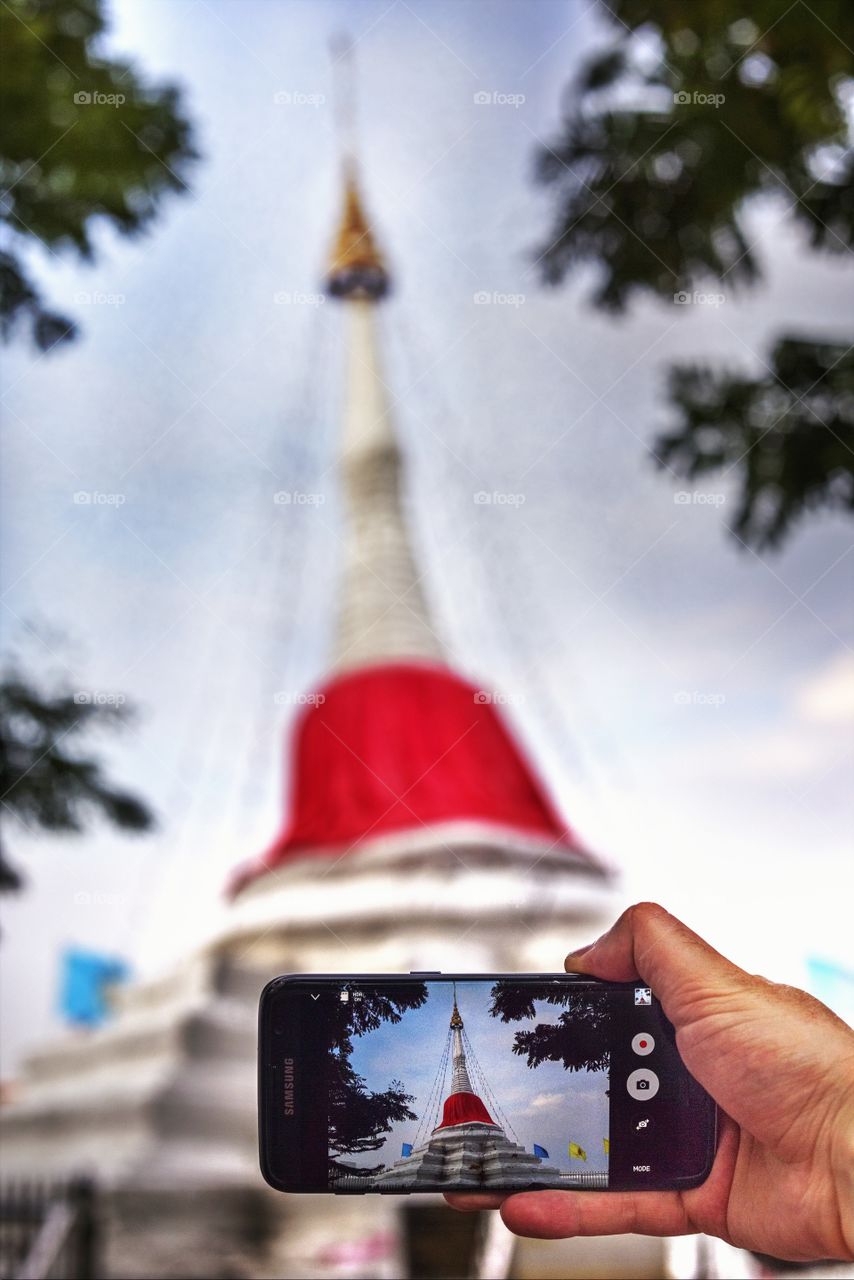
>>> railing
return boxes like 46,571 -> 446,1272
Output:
558,1169 -> 609,1188
331,1168 -> 610,1192
0,1178 -> 98,1280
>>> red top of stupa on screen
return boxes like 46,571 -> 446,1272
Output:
435,1089 -> 495,1130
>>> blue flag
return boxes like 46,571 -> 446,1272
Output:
401,1142 -> 413,1158
807,956 -> 854,1024
59,948 -> 129,1027
533,1144 -> 549,1159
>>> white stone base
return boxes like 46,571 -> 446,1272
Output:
0,848 -> 630,1277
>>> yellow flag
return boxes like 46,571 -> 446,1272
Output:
568,1141 -> 588,1162
603,1137 -> 610,1155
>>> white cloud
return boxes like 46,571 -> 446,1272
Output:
659,651 -> 854,785
529,1091 -> 563,1110
796,653 -> 854,725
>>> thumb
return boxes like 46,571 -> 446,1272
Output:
565,902 -> 746,1031
566,903 -> 854,1170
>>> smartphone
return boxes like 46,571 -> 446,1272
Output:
259,972 -> 717,1194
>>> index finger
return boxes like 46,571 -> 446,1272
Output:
497,1188 -> 692,1238
444,1192 -> 506,1212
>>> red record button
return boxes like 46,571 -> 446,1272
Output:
631,1032 -> 655,1056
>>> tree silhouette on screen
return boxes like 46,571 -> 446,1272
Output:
489,982 -> 610,1073
328,984 -> 428,1168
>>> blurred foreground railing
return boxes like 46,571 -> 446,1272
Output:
0,1178 -> 98,1280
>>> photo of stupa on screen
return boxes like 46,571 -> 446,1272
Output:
328,980 -> 610,1191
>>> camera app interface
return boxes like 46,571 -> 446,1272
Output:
327,979 -> 626,1192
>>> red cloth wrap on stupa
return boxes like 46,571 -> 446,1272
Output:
229,661 -> 593,896
435,1090 -> 495,1129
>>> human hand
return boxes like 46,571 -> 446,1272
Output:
446,903 -> 854,1262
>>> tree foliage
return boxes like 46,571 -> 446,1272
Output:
0,0 -> 198,349
328,984 -> 428,1165
0,670 -> 155,889
659,338 -> 854,547
538,0 -> 854,547
489,982 -> 610,1073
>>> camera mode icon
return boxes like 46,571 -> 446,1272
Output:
626,1068 -> 659,1100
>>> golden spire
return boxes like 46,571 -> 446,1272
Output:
450,987 -> 463,1029
326,166 -> 390,299
325,36 -> 389,300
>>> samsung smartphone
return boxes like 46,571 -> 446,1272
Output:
259,973 -> 717,1195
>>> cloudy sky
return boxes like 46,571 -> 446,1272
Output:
345,981 -> 609,1174
1,0 -> 853,1074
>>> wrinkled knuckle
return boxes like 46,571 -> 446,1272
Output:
779,982 -> 821,1004
628,901 -> 669,928
746,975 -> 802,1003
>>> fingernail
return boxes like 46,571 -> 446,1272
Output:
565,942 -> 598,970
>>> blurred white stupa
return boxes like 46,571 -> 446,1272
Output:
225,167 -> 611,936
0,163 -> 627,1279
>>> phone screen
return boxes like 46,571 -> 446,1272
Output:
259,975 -> 716,1194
